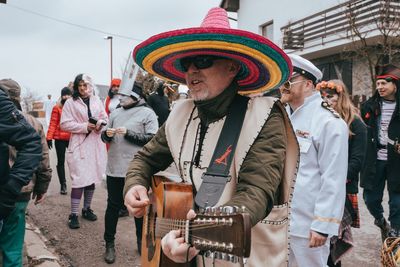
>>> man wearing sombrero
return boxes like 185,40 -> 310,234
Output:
123,7 -> 299,266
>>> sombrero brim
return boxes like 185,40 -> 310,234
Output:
133,27 -> 292,95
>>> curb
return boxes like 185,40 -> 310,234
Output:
25,222 -> 61,267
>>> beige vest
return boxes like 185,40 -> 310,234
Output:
165,97 -> 299,267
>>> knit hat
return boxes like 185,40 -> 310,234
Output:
375,64 -> 400,80
61,87 -> 72,96
0,78 -> 21,102
119,81 -> 143,99
132,7 -> 292,95
110,78 -> 121,87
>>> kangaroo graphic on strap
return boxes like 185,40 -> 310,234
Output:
214,145 -> 233,165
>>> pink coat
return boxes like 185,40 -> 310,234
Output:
60,96 -> 107,188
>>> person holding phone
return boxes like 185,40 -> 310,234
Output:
60,74 -> 108,229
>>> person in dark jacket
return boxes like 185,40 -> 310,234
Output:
361,64 -> 400,240
0,79 -> 42,266
146,81 -> 170,125
47,87 -> 72,195
317,79 -> 367,267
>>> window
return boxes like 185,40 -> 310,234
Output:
315,58 -> 352,94
260,21 -> 273,40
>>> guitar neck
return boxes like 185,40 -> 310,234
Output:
155,217 -> 187,239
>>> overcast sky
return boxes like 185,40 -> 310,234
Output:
0,0 -> 224,99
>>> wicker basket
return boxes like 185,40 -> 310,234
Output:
381,237 -> 400,267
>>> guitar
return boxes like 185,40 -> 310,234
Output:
141,175 -> 251,267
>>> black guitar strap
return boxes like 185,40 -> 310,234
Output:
195,94 -> 249,208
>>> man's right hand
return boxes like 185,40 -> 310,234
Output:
124,185 -> 150,217
309,230 -> 328,248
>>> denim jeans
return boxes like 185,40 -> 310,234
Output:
363,160 -> 400,228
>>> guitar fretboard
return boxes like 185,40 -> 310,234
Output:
154,217 -> 188,238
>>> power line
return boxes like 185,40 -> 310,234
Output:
6,4 -> 143,42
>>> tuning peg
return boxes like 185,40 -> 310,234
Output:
222,206 -> 235,214
222,253 -> 229,261
228,254 -> 238,263
241,206 -> 246,213
213,251 -> 221,260
210,207 -> 217,214
204,206 -> 212,215
204,251 -> 212,258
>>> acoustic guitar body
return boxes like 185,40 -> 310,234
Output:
141,175 -> 194,267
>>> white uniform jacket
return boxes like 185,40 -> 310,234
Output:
287,92 -> 348,238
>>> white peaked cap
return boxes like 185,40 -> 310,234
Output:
289,54 -> 323,82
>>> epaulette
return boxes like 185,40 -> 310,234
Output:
321,101 -> 340,118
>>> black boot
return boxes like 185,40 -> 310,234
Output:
374,217 -> 391,241
388,227 -> 400,238
68,214 -> 80,229
104,242 -> 115,264
57,165 -> 67,195
82,208 -> 97,221
60,183 -> 67,195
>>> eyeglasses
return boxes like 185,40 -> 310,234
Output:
281,79 -> 308,90
179,55 -> 225,72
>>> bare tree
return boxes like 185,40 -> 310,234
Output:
21,86 -> 42,112
344,0 -> 400,92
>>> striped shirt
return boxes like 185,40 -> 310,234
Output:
378,99 -> 396,160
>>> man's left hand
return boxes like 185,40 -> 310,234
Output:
161,210 -> 199,263
309,230 -> 327,248
32,193 -> 46,205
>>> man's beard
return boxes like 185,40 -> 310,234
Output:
190,89 -> 209,101
280,91 -> 292,104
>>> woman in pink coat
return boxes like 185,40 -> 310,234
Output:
60,74 -> 107,229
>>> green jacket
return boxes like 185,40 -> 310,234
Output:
124,83 -> 286,226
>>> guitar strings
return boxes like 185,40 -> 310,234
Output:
155,221 -> 227,230
154,218 -> 233,230
156,225 -> 223,232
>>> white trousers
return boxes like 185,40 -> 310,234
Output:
289,235 -> 330,267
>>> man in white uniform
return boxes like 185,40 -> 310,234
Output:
281,55 -> 348,267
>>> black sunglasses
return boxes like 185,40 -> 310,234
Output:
179,55 -> 226,72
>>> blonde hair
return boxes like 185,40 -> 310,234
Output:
327,79 -> 360,135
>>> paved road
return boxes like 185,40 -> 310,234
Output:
27,137 -> 388,266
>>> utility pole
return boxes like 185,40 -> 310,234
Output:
104,36 -> 113,83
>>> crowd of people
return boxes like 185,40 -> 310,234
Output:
0,6 -> 400,267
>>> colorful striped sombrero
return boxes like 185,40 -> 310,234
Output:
133,7 -> 292,95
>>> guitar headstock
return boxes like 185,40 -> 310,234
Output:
189,206 -> 251,262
